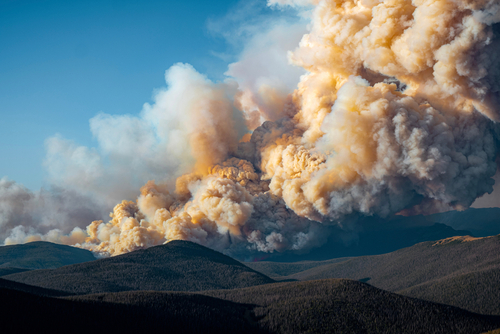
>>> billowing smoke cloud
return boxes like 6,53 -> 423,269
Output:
4,0 -> 500,258
44,63 -> 247,199
472,157 -> 500,208
227,21 -> 307,129
0,178 -> 106,245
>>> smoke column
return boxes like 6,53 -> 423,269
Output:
5,0 -> 500,258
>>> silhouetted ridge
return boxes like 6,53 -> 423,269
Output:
201,279 -> 500,334
0,286 -> 261,334
3,240 -> 274,294
0,241 -> 96,269
0,267 -> 31,277
0,278 -> 69,297
3,278 -> 497,334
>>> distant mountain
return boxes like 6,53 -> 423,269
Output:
2,278 -> 498,334
247,257 -> 352,279
0,241 -> 96,269
427,208 -> 500,237
248,235 -> 500,315
265,220 -> 471,262
260,207 -> 500,262
2,240 -> 274,294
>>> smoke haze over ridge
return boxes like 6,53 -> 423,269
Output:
2,0 -> 500,259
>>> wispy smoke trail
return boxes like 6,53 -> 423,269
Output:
3,0 -> 500,258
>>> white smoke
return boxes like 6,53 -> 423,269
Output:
0,178 -> 105,245
2,0 -> 500,259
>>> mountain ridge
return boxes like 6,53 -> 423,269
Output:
2,240 -> 274,294
248,234 -> 500,315
0,241 -> 96,269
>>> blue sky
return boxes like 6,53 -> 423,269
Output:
0,0 -> 290,190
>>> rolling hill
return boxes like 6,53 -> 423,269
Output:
2,236 -> 500,332
2,240 -> 274,294
247,257 -> 352,279
0,286 -> 260,334
0,241 -> 96,269
400,267 -> 500,315
0,277 -> 70,297
0,267 -> 31,277
248,235 -> 500,315
2,278 -> 498,334
201,279 -> 500,334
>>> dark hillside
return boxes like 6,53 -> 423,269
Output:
400,267 -> 500,315
267,235 -> 500,315
0,277 -> 69,297
202,279 -> 500,334
246,257 -> 352,278
0,267 -> 31,277
0,241 -> 96,269
0,287 -> 262,334
2,278 -> 500,333
282,235 -> 500,290
3,240 -> 274,294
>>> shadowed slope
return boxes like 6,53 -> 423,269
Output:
400,268 -> 500,315
0,241 -> 96,269
246,257 -> 352,279
0,287 -> 262,334
0,278 -> 69,297
3,240 -> 274,294
0,267 -> 31,277
50,278 -> 500,334
279,236 -> 500,288
258,235 -> 500,315
201,279 -> 500,334
2,276 -> 500,333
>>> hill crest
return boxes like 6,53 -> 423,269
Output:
0,241 -> 96,269
3,240 -> 274,294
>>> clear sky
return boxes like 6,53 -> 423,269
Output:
0,0 -> 270,190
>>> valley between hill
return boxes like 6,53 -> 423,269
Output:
2,233 -> 500,333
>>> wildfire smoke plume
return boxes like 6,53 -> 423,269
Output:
4,0 -> 500,258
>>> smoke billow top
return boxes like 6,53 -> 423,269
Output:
3,0 -> 500,258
